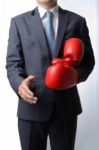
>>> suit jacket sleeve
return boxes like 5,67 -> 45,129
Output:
76,18 -> 95,84
6,18 -> 26,94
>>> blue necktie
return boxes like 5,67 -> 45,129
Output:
43,11 -> 55,57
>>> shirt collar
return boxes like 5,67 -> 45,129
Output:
38,5 -> 59,18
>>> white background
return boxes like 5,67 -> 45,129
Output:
0,0 -> 98,150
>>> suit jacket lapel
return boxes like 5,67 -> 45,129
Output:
54,7 -> 70,58
30,7 -> 51,59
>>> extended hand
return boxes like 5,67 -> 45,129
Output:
18,75 -> 38,104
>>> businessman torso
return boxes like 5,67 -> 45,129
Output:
6,6 -> 95,121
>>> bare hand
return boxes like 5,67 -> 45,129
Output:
18,75 -> 38,104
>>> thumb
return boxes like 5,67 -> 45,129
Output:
25,75 -> 35,85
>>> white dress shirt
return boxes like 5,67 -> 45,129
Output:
38,5 -> 59,39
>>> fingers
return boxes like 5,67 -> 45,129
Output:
20,90 -> 38,104
23,84 -> 34,96
18,86 -> 38,104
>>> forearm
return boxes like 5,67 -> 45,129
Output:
76,18 -> 95,83
6,18 -> 26,94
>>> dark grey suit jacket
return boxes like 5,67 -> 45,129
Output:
6,6 -> 95,121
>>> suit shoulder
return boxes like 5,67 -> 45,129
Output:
11,8 -> 36,22
62,8 -> 85,21
12,11 -> 31,20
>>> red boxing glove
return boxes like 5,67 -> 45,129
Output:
45,38 -> 84,90
63,38 -> 84,66
45,58 -> 78,90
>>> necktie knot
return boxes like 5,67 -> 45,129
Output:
45,11 -> 53,18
